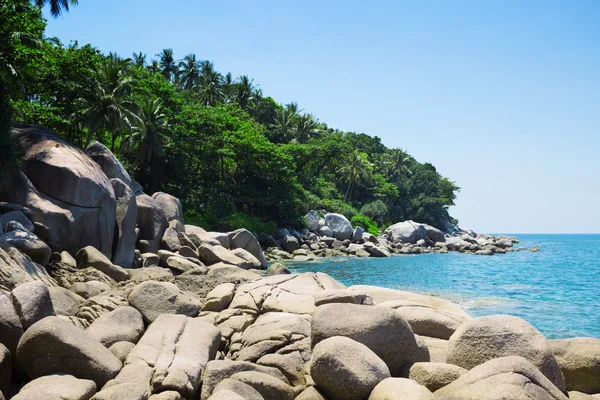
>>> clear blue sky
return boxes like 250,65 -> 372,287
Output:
43,0 -> 600,234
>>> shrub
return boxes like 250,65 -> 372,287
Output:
351,214 -> 380,236
0,85 -> 24,194
320,198 -> 358,220
184,207 -> 276,235
360,200 -> 389,224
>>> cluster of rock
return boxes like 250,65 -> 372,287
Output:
0,124 -> 595,399
262,214 -> 535,262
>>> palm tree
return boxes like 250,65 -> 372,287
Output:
177,53 -> 200,91
148,59 -> 160,74
292,113 -> 322,144
156,48 -> 176,82
35,0 -> 78,17
132,52 -> 146,68
337,150 -> 373,201
270,109 -> 295,143
235,75 -> 255,110
380,148 -> 413,182
285,102 -> 303,114
126,97 -> 170,192
76,55 -> 140,150
221,72 -> 235,103
198,60 -> 222,106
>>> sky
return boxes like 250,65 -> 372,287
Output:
43,0 -> 600,234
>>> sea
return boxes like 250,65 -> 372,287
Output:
288,234 -> 600,339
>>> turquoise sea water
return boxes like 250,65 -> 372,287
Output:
288,234 -> 600,339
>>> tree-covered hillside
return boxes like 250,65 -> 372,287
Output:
0,1 -> 459,233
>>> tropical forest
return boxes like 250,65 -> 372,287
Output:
0,0 -> 460,234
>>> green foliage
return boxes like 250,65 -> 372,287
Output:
320,199 -> 358,220
351,214 -> 380,236
2,6 -> 461,231
360,200 -> 389,224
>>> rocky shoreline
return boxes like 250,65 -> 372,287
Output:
262,212 -> 538,263
0,125 -> 597,400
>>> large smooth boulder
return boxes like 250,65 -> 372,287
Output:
228,229 -> 268,267
0,241 -> 55,290
198,244 -> 249,267
230,371 -> 294,400
11,281 -> 55,330
310,336 -> 390,400
86,306 -> 145,347
324,213 -> 353,240
312,303 -> 427,376
446,315 -> 566,392
200,360 -> 289,400
7,124 -> 116,258
305,211 -> 320,232
48,286 -> 84,316
12,374 -> 97,400
409,362 -> 467,392
0,343 -> 10,397
128,280 -> 201,323
152,192 -> 184,227
369,378 -> 434,400
110,178 -> 137,268
0,229 -> 51,266
136,194 -> 168,253
384,220 -> 444,245
434,356 -> 569,400
17,316 -> 122,387
280,235 -> 299,253
76,246 -> 130,282
86,141 -> 133,188
0,210 -> 34,234
549,338 -> 600,394
379,300 -> 470,339
96,315 -> 220,399
0,293 -> 23,356
201,283 -> 236,313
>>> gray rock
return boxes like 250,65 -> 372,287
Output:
0,229 -> 52,266
128,280 -> 201,323
319,226 -> 333,238
280,235 -> 300,253
447,315 -> 566,392
11,281 -> 55,330
166,255 -> 198,273
267,262 -> 291,275
70,281 -> 110,299
201,283 -> 236,313
198,244 -> 248,267
101,314 -> 220,399
49,286 -> 84,316
311,336 -> 390,400
76,246 -> 130,282
136,194 -> 168,253
110,178 -> 137,268
549,337 -> 600,394
231,248 -> 262,270
0,343 -> 10,397
434,356 -> 568,400
0,241 -> 56,290
369,378 -> 434,400
12,374 -> 97,400
208,232 -> 230,248
305,210 -> 320,232
8,125 -> 116,259
312,303 -> 427,376
161,227 -> 182,252
86,306 -> 144,347
152,192 -> 184,226
200,359 -> 289,400
86,141 -> 133,188
230,371 -> 295,400
324,213 -> 353,240
0,293 -> 23,356
212,379 -> 264,400
108,341 -> 135,364
0,210 -> 34,234
17,316 -> 122,387
228,228 -> 268,267
352,226 -> 364,242
408,362 -> 467,392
